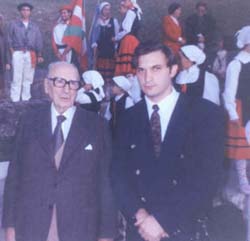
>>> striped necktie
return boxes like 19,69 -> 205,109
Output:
53,115 -> 66,161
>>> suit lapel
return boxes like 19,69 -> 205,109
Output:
160,94 -> 191,159
136,100 -> 156,163
37,104 -> 54,159
59,108 -> 89,170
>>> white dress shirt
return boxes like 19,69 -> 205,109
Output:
51,104 -> 76,141
223,50 -> 250,120
145,88 -> 179,141
53,22 -> 72,62
176,65 -> 220,105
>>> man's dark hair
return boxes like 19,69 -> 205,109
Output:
17,3 -> 34,11
195,1 -> 207,9
132,41 -> 176,68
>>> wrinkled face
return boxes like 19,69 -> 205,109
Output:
136,50 -> 178,103
197,6 -> 207,16
44,63 -> 80,114
60,9 -> 71,22
20,7 -> 31,19
179,51 -> 193,70
101,5 -> 111,19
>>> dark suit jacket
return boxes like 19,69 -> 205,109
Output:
111,94 -> 225,241
2,103 -> 116,241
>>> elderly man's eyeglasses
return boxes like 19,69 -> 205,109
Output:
47,77 -> 81,90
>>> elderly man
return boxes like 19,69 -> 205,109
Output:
111,42 -> 224,241
2,62 -> 116,241
8,3 -> 43,102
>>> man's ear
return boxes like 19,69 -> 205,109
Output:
44,78 -> 49,94
170,64 -> 178,78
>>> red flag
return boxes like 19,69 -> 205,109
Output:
63,0 -> 88,70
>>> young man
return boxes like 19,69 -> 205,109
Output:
111,42 -> 224,241
8,3 -> 43,102
2,62 -> 116,241
52,5 -> 73,63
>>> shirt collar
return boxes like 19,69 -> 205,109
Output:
145,88 -> 179,118
170,15 -> 179,25
51,103 -> 76,125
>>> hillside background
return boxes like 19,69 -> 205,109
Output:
0,0 -> 249,65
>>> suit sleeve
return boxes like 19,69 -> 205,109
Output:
152,101 -> 225,235
110,112 -> 146,220
2,115 -> 25,228
98,119 -> 117,238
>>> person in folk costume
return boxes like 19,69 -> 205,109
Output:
52,5 -> 80,69
104,75 -> 134,134
76,70 -> 105,113
89,2 -> 119,82
113,0 -> 142,76
175,45 -> 220,105
8,3 -> 44,102
223,26 -> 250,241
162,3 -> 186,56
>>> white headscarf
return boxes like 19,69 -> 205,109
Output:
113,76 -> 132,93
131,0 -> 143,20
235,25 -> 250,49
99,1 -> 111,14
82,70 -> 105,99
181,45 -> 206,65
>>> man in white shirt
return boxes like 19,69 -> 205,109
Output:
111,41 -> 224,241
52,5 -> 73,63
2,62 -> 116,241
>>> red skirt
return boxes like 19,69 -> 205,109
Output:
226,99 -> 250,159
115,34 -> 139,76
96,57 -> 115,81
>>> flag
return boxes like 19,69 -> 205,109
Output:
63,0 -> 88,70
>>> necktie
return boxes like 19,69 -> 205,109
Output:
53,115 -> 66,156
150,104 -> 161,158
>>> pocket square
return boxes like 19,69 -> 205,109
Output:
130,144 -> 136,149
84,144 -> 93,150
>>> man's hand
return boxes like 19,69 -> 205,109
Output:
135,208 -> 150,226
135,214 -> 169,241
5,227 -> 16,241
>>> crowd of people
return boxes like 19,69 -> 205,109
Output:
0,0 -> 250,241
